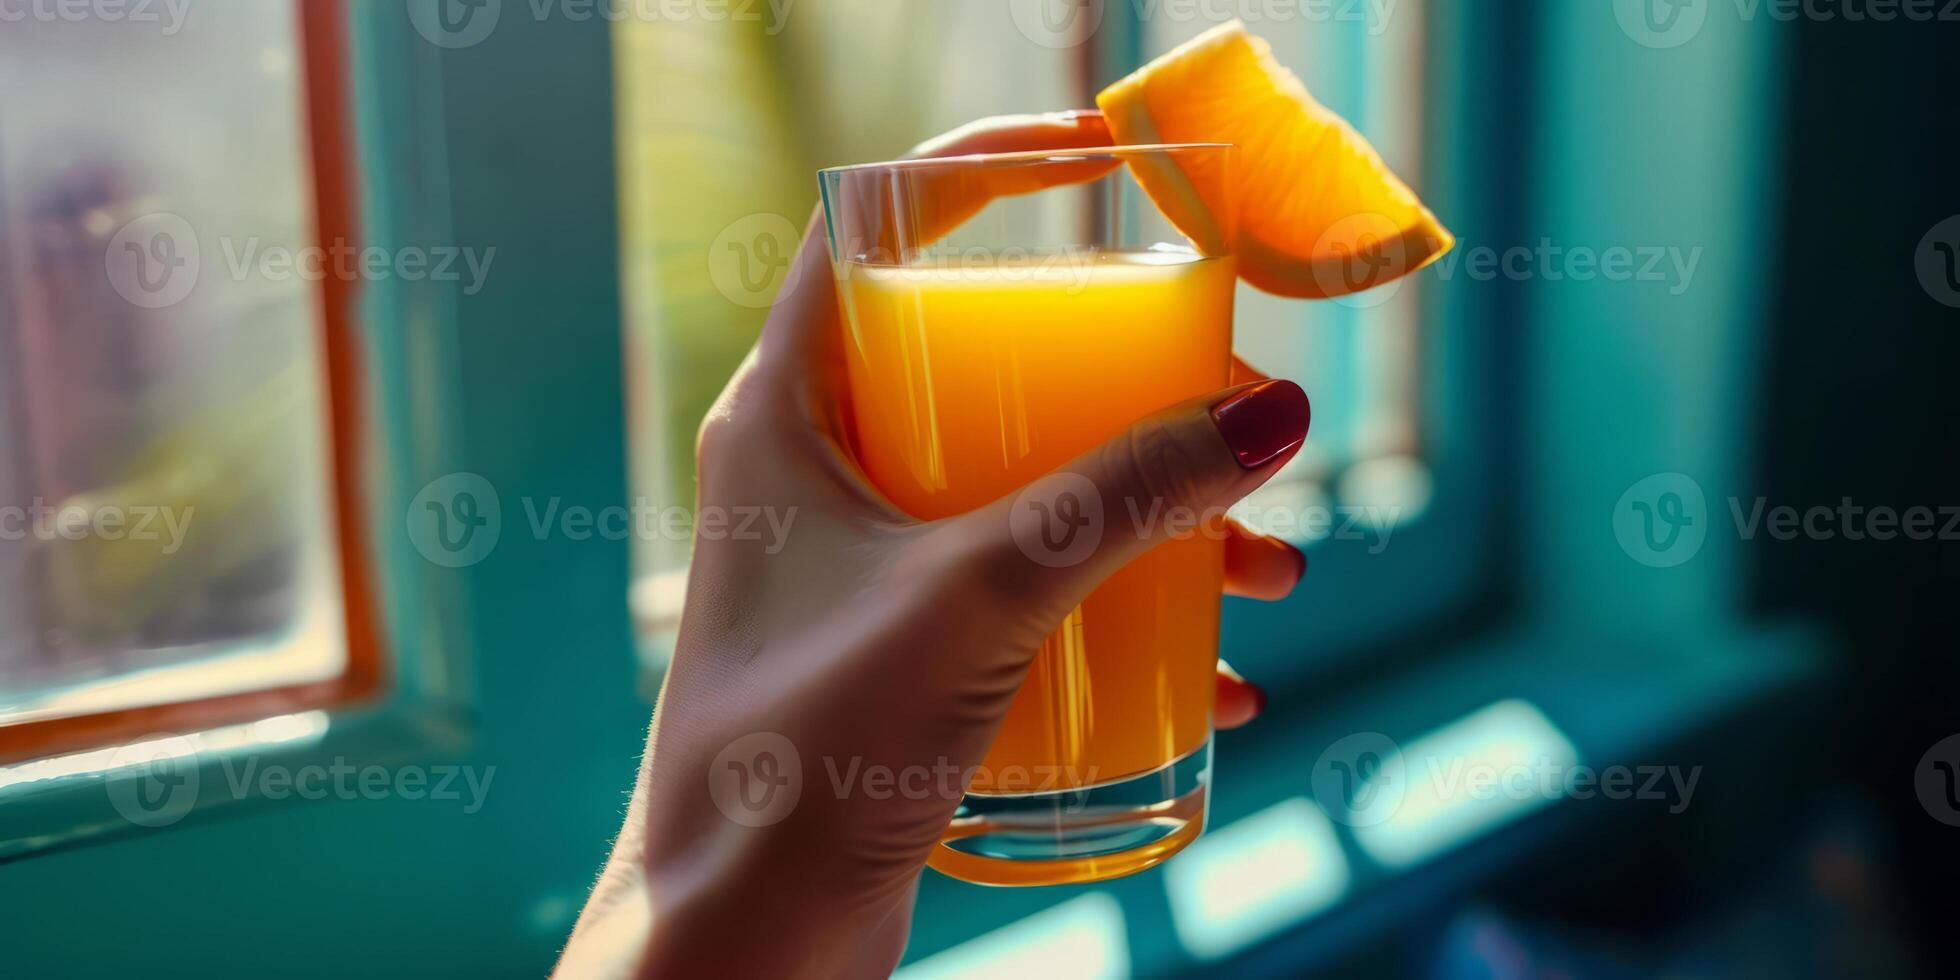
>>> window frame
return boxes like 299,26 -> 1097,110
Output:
0,0 -> 477,860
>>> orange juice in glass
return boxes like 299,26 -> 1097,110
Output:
821,144 -> 1237,885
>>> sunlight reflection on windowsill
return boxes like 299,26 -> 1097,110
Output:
0,586 -> 346,728
0,708 -> 329,793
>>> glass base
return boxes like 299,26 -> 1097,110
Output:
928,739 -> 1211,886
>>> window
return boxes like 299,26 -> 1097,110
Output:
615,3 -> 1087,664
0,2 -> 382,762
616,3 -> 1457,682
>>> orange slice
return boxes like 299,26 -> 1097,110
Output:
1097,20 -> 1453,298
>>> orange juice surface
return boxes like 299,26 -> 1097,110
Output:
839,249 -> 1235,793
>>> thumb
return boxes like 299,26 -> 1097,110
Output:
949,379 -> 1310,609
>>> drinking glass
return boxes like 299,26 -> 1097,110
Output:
819,144 -> 1238,885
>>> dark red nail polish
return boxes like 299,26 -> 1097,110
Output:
1250,683 -> 1268,716
1211,380 -> 1310,470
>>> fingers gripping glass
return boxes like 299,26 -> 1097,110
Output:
820,145 -> 1238,886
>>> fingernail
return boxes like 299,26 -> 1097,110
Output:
1249,683 -> 1268,716
1211,380 -> 1310,470
1054,108 -> 1103,121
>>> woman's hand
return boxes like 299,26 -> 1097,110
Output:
558,114 -> 1310,979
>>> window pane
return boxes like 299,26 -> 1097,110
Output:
1144,8 -> 1434,538
0,6 -> 349,728
614,3 -> 1082,664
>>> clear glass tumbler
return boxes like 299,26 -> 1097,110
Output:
820,144 -> 1239,885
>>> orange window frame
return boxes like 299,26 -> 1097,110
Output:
0,0 -> 385,764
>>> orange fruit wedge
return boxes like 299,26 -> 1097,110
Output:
1097,20 -> 1454,298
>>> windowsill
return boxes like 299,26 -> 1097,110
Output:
903,613 -> 1834,974
1174,613 -> 1835,973
0,698 -> 472,862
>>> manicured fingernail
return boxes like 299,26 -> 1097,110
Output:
1211,380 -> 1310,470
1249,683 -> 1268,716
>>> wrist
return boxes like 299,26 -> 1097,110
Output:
640,845 -> 907,978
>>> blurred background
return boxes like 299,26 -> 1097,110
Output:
1,1 -> 1955,976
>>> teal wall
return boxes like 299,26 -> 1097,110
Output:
1523,3 -> 1790,629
